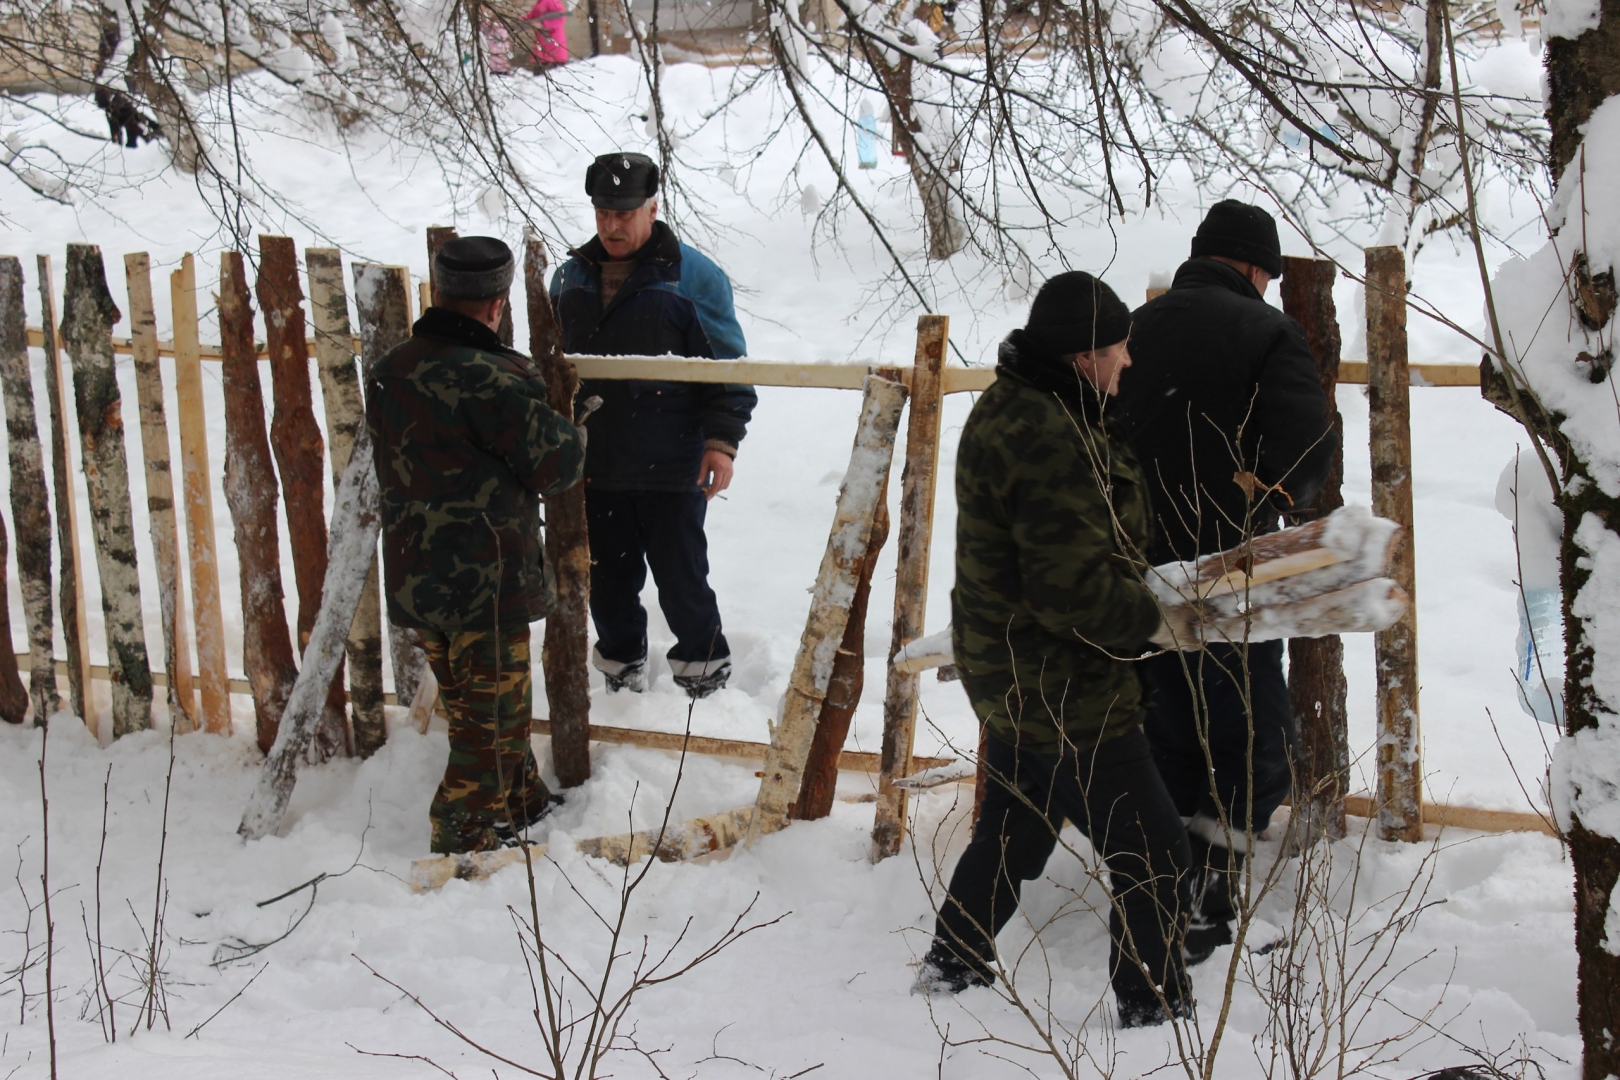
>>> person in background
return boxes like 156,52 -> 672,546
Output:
525,0 -> 569,65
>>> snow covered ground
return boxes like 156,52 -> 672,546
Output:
0,46 -> 1581,1078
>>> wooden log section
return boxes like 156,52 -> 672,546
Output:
307,249 -> 384,757
524,231 -> 592,788
1280,256 -> 1349,842
220,252 -> 300,753
61,244 -> 154,737
1366,245 -> 1423,843
125,254 -> 195,733
0,514 -> 28,721
38,255 -> 94,732
258,236 -> 348,760
872,315 -> 949,861
170,255 -> 231,735
0,257 -> 57,723
747,375 -> 909,846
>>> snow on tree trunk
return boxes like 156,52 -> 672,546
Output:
219,252 -> 299,754
257,236 -> 348,760
124,253 -> 195,733
38,255 -> 93,731
0,257 -> 57,723
307,249 -> 385,757
61,244 -> 153,738
873,316 -> 947,861
524,232 -> 592,788
240,437 -> 381,841
748,375 -> 907,846
871,52 -> 964,261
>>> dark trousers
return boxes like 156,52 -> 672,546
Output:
1143,640 -> 1296,840
934,727 -> 1192,1012
586,489 -> 729,667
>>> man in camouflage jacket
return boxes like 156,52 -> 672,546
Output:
367,237 -> 584,855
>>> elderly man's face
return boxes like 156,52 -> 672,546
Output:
595,200 -> 658,260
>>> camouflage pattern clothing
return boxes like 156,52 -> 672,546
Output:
951,332 -> 1163,754
420,627 -> 547,854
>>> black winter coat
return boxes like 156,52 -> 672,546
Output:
1114,258 -> 1336,564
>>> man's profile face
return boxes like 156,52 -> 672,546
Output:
596,200 -> 658,260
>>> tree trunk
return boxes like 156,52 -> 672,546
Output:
258,236 -> 348,760
61,244 -> 153,738
1280,256 -> 1349,842
219,252 -> 299,753
865,50 -> 964,260
0,513 -> 29,722
0,257 -> 57,723
524,232 -> 593,788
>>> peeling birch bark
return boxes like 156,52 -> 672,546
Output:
219,252 -> 299,753
0,257 -> 57,723
748,375 -> 907,846
576,806 -> 753,866
0,514 -> 29,721
61,244 -> 153,737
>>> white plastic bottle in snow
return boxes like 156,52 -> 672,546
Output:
1495,451 -> 1564,728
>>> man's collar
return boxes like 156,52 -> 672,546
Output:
413,306 -> 509,353
572,220 -> 682,268
1170,257 -> 1262,301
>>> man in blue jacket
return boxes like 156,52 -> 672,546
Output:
551,152 -> 757,698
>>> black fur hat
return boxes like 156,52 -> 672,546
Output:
1023,271 -> 1131,357
433,237 -> 514,300
586,152 -> 659,210
1190,199 -> 1285,278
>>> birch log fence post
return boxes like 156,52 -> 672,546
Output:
1366,245 -> 1423,843
872,315 -> 948,860
0,514 -> 27,722
747,375 -> 909,845
39,254 -> 93,732
524,231 -> 591,787
0,257 -> 58,723
61,244 -> 153,737
258,236 -> 348,760
307,248 -> 385,756
1280,256 -> 1349,842
353,263 -> 426,718
170,255 -> 230,735
125,253 -> 195,733
220,252 -> 300,753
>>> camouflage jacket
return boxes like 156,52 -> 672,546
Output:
367,308 -> 584,633
951,333 -> 1163,753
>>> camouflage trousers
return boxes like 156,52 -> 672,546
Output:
419,627 -> 552,854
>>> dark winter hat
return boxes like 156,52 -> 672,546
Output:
433,236 -> 514,300
1190,199 -> 1285,278
1023,271 -> 1132,357
586,151 -> 660,210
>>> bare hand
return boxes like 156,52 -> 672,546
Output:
698,449 -> 734,500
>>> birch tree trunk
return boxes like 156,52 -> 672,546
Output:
258,236 -> 348,760
219,252 -> 299,753
61,244 -> 153,737
0,257 -> 57,723
0,513 -> 28,722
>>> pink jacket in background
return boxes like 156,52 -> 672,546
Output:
524,0 -> 569,63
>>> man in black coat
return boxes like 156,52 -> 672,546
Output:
1114,199 -> 1337,957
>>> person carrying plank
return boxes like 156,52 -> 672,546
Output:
918,271 -> 1197,1028
1113,200 -> 1338,960
551,151 -> 757,699
367,237 -> 585,855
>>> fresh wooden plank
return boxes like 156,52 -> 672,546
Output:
125,253 -> 195,733
38,255 -> 94,733
1340,795 -> 1555,837
872,315 -> 948,861
0,257 -> 57,723
170,255 -> 231,736
61,244 -> 153,738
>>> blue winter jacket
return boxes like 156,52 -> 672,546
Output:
550,222 -> 757,492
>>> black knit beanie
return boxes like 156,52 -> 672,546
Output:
433,237 -> 514,300
1022,271 -> 1131,358
1190,200 -> 1284,278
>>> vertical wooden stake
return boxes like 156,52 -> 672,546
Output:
171,255 -> 231,735
0,511 -> 27,721
524,231 -> 592,788
258,236 -> 348,759
0,257 -> 58,723
1280,256 -> 1349,842
308,249 -> 385,757
871,315 -> 948,861
1366,245 -> 1423,843
61,244 -> 154,737
125,253 -> 195,733
38,255 -> 94,732
220,252 -> 300,752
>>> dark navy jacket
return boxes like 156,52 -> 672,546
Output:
550,222 -> 757,492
